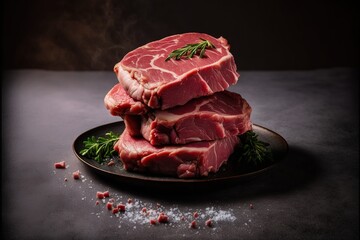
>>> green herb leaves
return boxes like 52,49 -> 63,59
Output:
165,38 -> 215,61
80,131 -> 120,163
238,131 -> 273,166
79,130 -> 272,168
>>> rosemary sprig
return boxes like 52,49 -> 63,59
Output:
79,130 -> 272,167
165,38 -> 215,61
238,130 -> 273,166
80,131 -> 120,163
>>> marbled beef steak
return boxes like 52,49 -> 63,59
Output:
114,32 -> 239,110
105,83 -> 252,145
114,128 -> 240,178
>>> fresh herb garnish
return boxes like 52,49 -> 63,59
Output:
165,38 -> 215,61
238,130 -> 273,166
80,130 -> 272,167
80,131 -> 120,163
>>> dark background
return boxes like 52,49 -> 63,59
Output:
2,0 -> 359,71
1,1 -> 359,239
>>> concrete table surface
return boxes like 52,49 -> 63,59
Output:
1,68 -> 359,240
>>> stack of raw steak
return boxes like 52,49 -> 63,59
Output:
104,33 -> 252,178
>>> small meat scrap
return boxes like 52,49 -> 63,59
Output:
205,219 -> 213,227
96,191 -> 105,199
112,208 -> 119,214
103,191 -> 110,198
72,170 -> 81,179
157,213 -> 169,223
117,204 -> 126,212
106,202 -> 113,210
96,191 -> 110,199
54,161 -> 66,169
190,220 -> 197,229
107,160 -> 115,166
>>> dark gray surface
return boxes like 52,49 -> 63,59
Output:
1,68 -> 359,240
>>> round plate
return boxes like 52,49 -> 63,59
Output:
73,121 -> 288,189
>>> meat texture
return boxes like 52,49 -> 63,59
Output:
114,128 -> 240,178
114,32 -> 239,110
104,83 -> 148,116
105,83 -> 252,145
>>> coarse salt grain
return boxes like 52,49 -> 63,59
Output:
53,165 -> 238,230
206,208 -> 237,222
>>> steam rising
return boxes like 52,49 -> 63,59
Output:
15,0 -> 167,70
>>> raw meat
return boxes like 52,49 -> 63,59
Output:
105,83 -> 252,145
104,83 -> 148,116
138,90 -> 252,145
114,128 -> 240,178
114,32 -> 239,110
72,170 -> 81,180
54,161 -> 66,169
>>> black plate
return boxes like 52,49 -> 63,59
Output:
73,121 -> 288,188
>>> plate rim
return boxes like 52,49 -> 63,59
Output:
72,121 -> 288,184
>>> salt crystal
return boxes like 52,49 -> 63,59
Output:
54,165 -> 238,230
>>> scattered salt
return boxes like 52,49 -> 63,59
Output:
53,166 -> 239,231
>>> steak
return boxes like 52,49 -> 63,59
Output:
114,128 -> 240,178
105,83 -> 252,145
104,83 -> 148,116
114,32 -> 239,110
